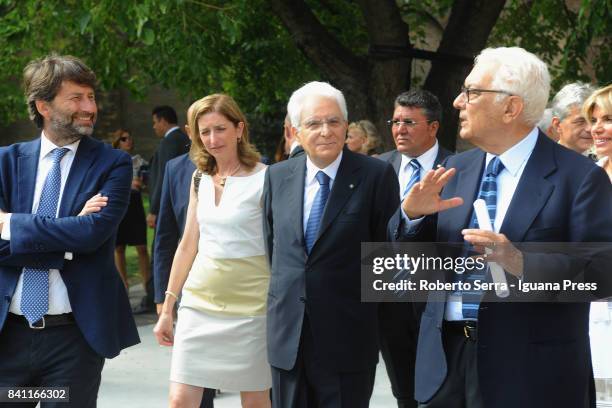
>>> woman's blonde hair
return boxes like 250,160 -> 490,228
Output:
188,94 -> 260,174
110,129 -> 130,149
582,84 -> 612,122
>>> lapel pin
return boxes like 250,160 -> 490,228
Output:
349,184 -> 354,189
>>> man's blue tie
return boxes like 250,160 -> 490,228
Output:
21,147 -> 69,324
402,159 -> 421,199
458,156 -> 504,319
390,159 -> 422,296
304,171 -> 330,254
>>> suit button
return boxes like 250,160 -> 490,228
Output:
299,296 -> 306,303
4,295 -> 10,303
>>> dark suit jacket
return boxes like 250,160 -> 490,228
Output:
148,128 -> 190,215
0,136 -> 140,358
263,148 -> 399,372
153,153 -> 195,303
390,132 -> 612,408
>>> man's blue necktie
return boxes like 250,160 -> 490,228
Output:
304,171 -> 330,254
402,159 -> 421,199
458,156 -> 504,319
390,159 -> 422,296
21,147 -> 69,324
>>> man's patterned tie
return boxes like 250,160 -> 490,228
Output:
458,156 -> 504,319
21,147 -> 69,324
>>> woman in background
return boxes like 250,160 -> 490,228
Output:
346,121 -> 369,154
111,129 -> 150,290
583,84 -> 612,402
359,119 -> 382,156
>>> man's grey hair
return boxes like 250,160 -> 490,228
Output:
287,81 -> 348,128
537,108 -> 554,132
475,47 -> 550,127
551,82 -> 595,121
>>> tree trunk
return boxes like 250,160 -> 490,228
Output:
269,0 -> 410,150
424,0 -> 506,151
270,0 -> 506,152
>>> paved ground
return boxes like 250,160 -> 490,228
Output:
98,285 -> 612,407
98,285 -> 397,407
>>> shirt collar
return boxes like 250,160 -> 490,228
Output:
486,127 -> 538,177
400,140 -> 439,171
289,140 -> 301,154
164,126 -> 179,138
306,150 -> 343,185
40,131 -> 80,160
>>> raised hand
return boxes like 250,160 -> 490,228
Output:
78,193 -> 108,216
401,166 -> 463,219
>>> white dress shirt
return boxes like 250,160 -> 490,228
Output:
398,141 -> 439,199
303,151 -> 343,233
164,126 -> 179,138
3,132 -> 79,315
445,127 -> 539,321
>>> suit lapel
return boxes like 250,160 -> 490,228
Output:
315,151 -> 360,243
17,139 -> 41,213
439,150 -> 485,242
59,136 -> 97,217
434,146 -> 452,167
285,156 -> 307,248
390,151 -> 402,175
500,133 -> 556,241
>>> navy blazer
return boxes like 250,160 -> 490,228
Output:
390,132 -> 612,408
263,148 -> 399,372
148,128 -> 190,215
0,136 -> 140,358
153,153 -> 195,303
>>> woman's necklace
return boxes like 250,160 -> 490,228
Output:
216,162 -> 241,187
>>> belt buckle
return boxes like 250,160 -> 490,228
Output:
463,323 -> 476,340
28,316 -> 45,329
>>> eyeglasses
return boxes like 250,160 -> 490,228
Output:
119,136 -> 130,142
387,119 -> 432,128
459,86 -> 514,103
300,117 -> 344,131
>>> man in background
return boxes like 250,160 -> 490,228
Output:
378,89 -> 453,408
551,82 -> 595,155
138,105 -> 189,314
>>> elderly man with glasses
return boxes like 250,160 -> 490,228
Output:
263,81 -> 399,408
390,47 -> 612,408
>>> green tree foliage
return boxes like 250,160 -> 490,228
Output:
0,0 -> 319,141
489,0 -> 611,91
0,0 -> 609,149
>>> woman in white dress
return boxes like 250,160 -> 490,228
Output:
583,84 -> 612,402
154,94 -> 271,407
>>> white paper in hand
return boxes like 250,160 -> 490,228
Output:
473,198 -> 509,298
